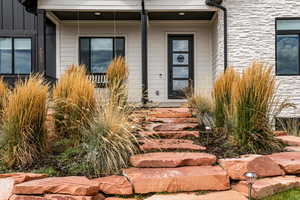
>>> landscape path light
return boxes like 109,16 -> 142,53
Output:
244,172 -> 257,200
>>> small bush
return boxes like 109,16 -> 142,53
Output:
0,75 -> 48,167
52,65 -> 95,144
213,67 -> 238,128
232,62 -> 286,152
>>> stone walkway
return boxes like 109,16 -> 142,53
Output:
2,108 -> 300,200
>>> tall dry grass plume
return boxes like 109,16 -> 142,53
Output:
0,78 -> 9,120
106,57 -> 128,107
52,65 -> 95,143
213,67 -> 239,127
232,62 -> 286,152
1,75 -> 48,167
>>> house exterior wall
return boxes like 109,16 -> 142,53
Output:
212,0 -> 300,117
38,0 -> 212,11
57,21 -> 213,103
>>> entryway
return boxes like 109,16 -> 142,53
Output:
168,35 -> 194,99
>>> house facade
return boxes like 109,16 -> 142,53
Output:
1,0 -> 300,116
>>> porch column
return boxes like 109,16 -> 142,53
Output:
37,9 -> 46,73
141,0 -> 148,104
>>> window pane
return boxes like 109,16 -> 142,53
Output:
173,53 -> 189,65
91,38 -> 113,73
14,38 -> 31,74
173,67 -> 189,78
0,38 -> 12,74
277,35 -> 299,75
79,38 -> 90,69
173,80 -> 189,91
173,40 -> 188,51
277,20 -> 300,31
115,38 -> 125,58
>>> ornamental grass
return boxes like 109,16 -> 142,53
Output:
0,78 -> 9,120
52,65 -> 96,144
0,75 -> 48,167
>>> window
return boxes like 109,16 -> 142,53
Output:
79,37 -> 125,74
0,38 -> 32,74
276,19 -> 300,75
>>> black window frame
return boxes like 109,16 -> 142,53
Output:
78,36 -> 126,75
0,36 -> 33,75
276,17 -> 300,76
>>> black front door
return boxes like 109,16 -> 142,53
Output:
168,35 -> 194,99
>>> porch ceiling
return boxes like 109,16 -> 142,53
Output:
52,11 -> 215,21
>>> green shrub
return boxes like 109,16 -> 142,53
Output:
213,67 -> 238,128
0,75 -> 48,167
52,65 -> 95,144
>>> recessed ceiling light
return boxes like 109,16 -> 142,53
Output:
178,12 -> 185,16
94,12 -> 101,16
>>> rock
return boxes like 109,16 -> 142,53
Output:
139,139 -> 206,151
153,108 -> 190,113
139,131 -> 199,139
218,155 -> 284,180
233,176 -> 300,199
144,191 -> 247,200
147,117 -> 198,123
13,176 -> 99,196
9,195 -> 47,200
123,166 -> 230,194
0,173 -> 48,184
130,152 -> 216,168
104,198 -> 137,200
273,131 -> 288,136
150,108 -> 192,118
0,178 -> 15,200
276,136 -> 300,146
45,194 -> 105,200
144,123 -> 198,131
268,152 -> 300,174
92,176 -> 133,195
285,146 -> 300,152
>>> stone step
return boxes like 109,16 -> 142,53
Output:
144,191 -> 247,200
123,166 -> 230,194
139,131 -> 199,139
139,139 -> 206,151
92,175 -> 133,195
268,152 -> 300,174
285,146 -> 300,152
144,123 -> 198,131
147,117 -> 198,123
276,135 -> 300,146
45,194 -> 105,200
218,154 -> 284,180
130,152 -> 216,168
150,108 -> 192,118
233,176 -> 300,199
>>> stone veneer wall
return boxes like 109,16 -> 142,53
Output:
213,0 -> 300,117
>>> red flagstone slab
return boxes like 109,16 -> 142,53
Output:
144,191 -> 247,200
139,131 -> 199,139
92,175 -> 133,195
285,146 -> 300,152
233,176 -> 300,199
13,176 -> 99,196
139,139 -> 206,151
147,117 -> 198,123
150,108 -> 192,118
268,152 -> 300,174
218,155 -> 284,180
0,178 -> 15,200
104,198 -> 137,200
144,123 -> 198,131
130,152 -> 216,168
45,194 -> 105,200
273,131 -> 288,136
123,166 -> 230,194
9,195 -> 48,200
276,136 -> 300,146
0,173 -> 48,184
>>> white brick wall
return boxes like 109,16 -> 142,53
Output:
213,0 -> 300,117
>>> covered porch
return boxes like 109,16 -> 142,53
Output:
43,5 -> 219,103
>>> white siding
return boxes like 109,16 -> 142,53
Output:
58,21 -> 142,102
38,0 -> 213,11
58,21 -> 213,103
